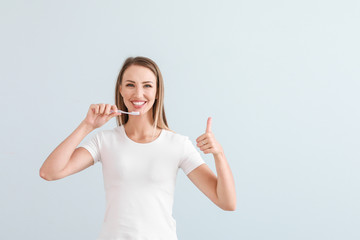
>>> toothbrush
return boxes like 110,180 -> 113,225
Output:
109,110 -> 140,115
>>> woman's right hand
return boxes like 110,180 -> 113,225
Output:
82,103 -> 122,129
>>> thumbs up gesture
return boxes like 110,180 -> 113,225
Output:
196,117 -> 224,156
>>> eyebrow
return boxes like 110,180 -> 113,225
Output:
125,80 -> 154,84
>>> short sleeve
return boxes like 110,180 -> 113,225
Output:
179,136 -> 205,175
78,131 -> 102,164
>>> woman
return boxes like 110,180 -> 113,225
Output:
40,56 -> 236,240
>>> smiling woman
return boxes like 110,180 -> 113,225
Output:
40,56 -> 236,240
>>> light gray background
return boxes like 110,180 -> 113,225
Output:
1,0 -> 359,239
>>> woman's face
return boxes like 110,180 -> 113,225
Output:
119,65 -> 157,115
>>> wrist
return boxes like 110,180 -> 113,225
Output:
80,121 -> 95,133
213,151 -> 225,159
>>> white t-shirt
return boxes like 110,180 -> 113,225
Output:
79,125 -> 205,240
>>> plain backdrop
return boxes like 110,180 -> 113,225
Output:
1,0 -> 359,239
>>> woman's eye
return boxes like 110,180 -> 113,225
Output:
125,84 -> 152,88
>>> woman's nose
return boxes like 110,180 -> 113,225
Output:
134,87 -> 144,97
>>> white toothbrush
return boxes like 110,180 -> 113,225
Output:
109,110 -> 140,115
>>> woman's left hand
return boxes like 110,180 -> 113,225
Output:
196,117 -> 224,156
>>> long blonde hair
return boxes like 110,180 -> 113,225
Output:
114,56 -> 173,135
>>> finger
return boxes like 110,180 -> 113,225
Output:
203,148 -> 214,154
106,106 -> 115,120
104,104 -> 112,115
95,104 -> 100,114
109,105 -> 116,114
206,117 -> 212,133
99,103 -> 106,114
110,105 -> 121,116
113,104 -> 118,112
199,143 -> 212,151
90,104 -> 96,114
109,104 -> 116,114
196,133 -> 207,143
196,138 -> 210,147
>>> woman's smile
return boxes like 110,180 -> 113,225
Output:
131,101 -> 147,109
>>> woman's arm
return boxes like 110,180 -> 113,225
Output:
39,121 -> 95,180
214,152 -> 236,210
39,103 -> 121,181
187,117 -> 236,211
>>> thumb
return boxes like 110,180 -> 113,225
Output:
106,112 -> 121,121
206,117 -> 212,133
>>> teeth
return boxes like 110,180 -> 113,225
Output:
132,101 -> 145,105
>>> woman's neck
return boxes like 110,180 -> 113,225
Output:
124,111 -> 159,138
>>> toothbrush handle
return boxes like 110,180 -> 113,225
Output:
109,110 -> 123,114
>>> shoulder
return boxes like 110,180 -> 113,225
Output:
162,128 -> 190,144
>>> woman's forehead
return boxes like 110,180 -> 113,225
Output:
123,65 -> 156,83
